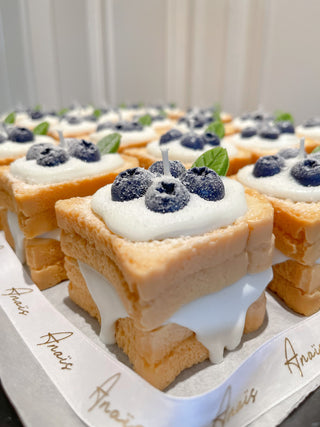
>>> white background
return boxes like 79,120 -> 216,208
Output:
0,0 -> 320,122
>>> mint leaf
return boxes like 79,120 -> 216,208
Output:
158,109 -> 167,117
312,146 -> 320,153
138,114 -> 152,127
4,112 -> 15,124
119,103 -> 127,109
205,121 -> 225,139
34,104 -> 42,111
33,121 -> 49,135
93,109 -> 102,119
274,111 -> 294,124
58,108 -> 69,116
169,102 -> 176,108
97,133 -> 121,154
192,147 -> 229,176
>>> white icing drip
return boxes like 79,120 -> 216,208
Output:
38,229 -> 61,240
78,261 -> 127,344
170,268 -> 272,363
7,211 -> 25,263
9,153 -> 124,185
77,259 -> 272,363
0,135 -> 54,159
146,138 -> 238,162
237,158 -> 320,202
91,178 -> 248,241
88,127 -> 157,145
230,133 -> 300,152
296,125 -> 320,141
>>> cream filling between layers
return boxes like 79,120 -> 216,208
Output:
91,178 -> 247,241
9,153 -> 124,185
78,260 -> 272,364
237,158 -> 320,202
146,138 -> 238,162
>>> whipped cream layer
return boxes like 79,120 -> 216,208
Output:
231,118 -> 257,131
0,135 -> 54,158
146,138 -> 238,163
18,116 -> 59,130
89,126 -> 157,145
91,177 -> 248,241
78,259 -> 271,364
10,153 -> 124,185
51,119 -> 96,136
230,133 -> 300,152
237,157 -> 320,202
296,125 -> 320,141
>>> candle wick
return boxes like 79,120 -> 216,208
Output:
58,130 -> 66,148
161,147 -> 170,176
299,137 -> 306,158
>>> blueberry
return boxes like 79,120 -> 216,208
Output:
303,117 -> 320,128
67,139 -> 101,162
67,116 -> 82,125
26,143 -> 54,160
46,110 -> 57,117
276,121 -> 294,134
241,127 -> 257,138
258,125 -> 280,140
96,121 -> 114,131
100,107 -> 110,114
8,127 -> 34,143
113,121 -> 143,132
159,129 -> 183,145
253,155 -> 285,177
278,148 -> 299,159
84,114 -> 98,122
190,115 -> 206,128
148,160 -> 186,178
181,167 -> 225,201
152,115 -> 165,122
177,117 -> 188,125
30,111 -> 44,120
240,113 -> 251,120
252,112 -> 264,121
180,132 -> 204,150
111,167 -> 153,201
290,158 -> 320,186
145,178 -> 190,213
0,134 -> 7,143
36,146 -> 69,167
203,132 -> 220,146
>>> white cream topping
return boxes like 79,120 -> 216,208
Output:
18,116 -> 59,129
89,127 -> 157,145
97,112 -> 119,124
151,118 -> 174,132
146,138 -> 238,162
78,259 -> 272,363
51,119 -> 96,136
0,135 -> 54,159
232,118 -> 257,131
296,125 -> 320,141
230,133 -> 300,152
237,157 -> 320,202
91,178 -> 247,241
9,153 -> 124,185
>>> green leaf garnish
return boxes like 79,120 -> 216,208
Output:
33,121 -> 49,135
169,102 -> 176,108
97,133 -> 121,154
34,104 -> 42,111
58,108 -> 69,116
4,112 -> 15,124
205,120 -> 225,139
312,146 -> 320,153
119,103 -> 127,109
138,102 -> 144,108
93,109 -> 102,119
274,110 -> 294,124
138,114 -> 152,127
192,147 -> 229,176
158,109 -> 167,117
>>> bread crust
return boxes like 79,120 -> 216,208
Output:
65,255 -> 266,389
0,155 -> 138,238
56,187 -> 274,329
